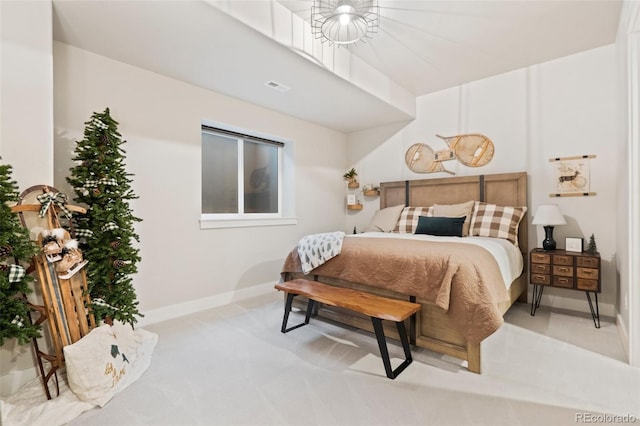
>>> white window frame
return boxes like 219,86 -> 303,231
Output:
200,120 -> 297,229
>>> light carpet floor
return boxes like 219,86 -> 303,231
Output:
62,292 -> 639,426
5,292 -> 638,425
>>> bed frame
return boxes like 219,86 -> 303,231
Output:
289,172 -> 528,373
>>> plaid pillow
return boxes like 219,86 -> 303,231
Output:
470,202 -> 527,246
393,206 -> 433,233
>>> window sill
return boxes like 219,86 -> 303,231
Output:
199,217 -> 298,230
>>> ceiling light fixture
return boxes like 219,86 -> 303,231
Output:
311,0 -> 379,46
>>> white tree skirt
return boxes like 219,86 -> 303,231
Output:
0,327 -> 157,426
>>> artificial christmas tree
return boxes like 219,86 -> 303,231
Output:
66,108 -> 142,324
0,162 -> 40,345
586,233 -> 598,254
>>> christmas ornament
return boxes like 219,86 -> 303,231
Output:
56,239 -> 87,279
40,228 -> 66,262
0,245 -> 13,258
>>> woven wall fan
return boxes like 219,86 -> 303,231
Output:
436,133 -> 494,167
404,143 -> 453,174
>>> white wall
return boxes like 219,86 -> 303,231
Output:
347,45 -> 620,318
0,0 -> 53,187
0,0 -> 54,397
52,42 -> 348,318
0,40 -> 349,393
616,0 -> 640,367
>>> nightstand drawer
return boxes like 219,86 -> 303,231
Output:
577,267 -> 599,280
577,257 -> 599,268
553,255 -> 573,266
553,276 -> 574,288
531,274 -> 550,285
531,253 -> 550,264
577,278 -> 598,291
531,263 -> 551,274
553,265 -> 573,277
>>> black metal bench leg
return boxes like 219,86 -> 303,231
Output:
371,317 -> 413,379
397,320 -> 412,364
281,293 -> 315,333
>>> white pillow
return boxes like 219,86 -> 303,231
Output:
363,204 -> 405,232
64,321 -> 158,407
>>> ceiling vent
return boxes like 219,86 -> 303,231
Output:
265,80 -> 291,93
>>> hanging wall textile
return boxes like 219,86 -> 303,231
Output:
548,155 -> 596,197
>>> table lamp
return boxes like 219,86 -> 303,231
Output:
532,204 -> 566,251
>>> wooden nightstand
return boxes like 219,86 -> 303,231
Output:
530,248 -> 601,328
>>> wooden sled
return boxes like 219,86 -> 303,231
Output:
11,185 -> 95,399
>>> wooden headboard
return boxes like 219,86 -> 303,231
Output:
380,172 -> 528,257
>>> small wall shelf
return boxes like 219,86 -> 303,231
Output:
347,204 -> 363,211
363,189 -> 380,196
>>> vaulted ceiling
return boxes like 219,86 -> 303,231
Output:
52,0 -> 623,133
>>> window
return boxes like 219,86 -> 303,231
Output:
201,122 -> 296,229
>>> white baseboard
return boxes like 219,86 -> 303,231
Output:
617,313 -> 630,363
136,280 -> 277,327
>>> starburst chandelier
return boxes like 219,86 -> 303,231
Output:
311,0 -> 379,46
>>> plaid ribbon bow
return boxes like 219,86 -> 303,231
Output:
75,228 -> 95,238
36,191 -> 72,219
102,222 -> 119,232
92,298 -> 120,311
83,178 -> 118,189
11,315 -> 24,328
7,264 -> 26,283
91,118 -> 108,130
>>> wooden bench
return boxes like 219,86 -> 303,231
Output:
274,279 -> 421,379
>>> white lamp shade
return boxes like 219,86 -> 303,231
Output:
532,204 -> 566,226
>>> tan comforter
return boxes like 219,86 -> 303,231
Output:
281,236 -> 511,344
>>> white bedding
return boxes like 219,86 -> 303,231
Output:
350,232 -> 523,289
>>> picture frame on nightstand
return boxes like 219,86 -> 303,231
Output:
565,237 -> 583,253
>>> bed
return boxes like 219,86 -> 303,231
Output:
281,172 -> 528,373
